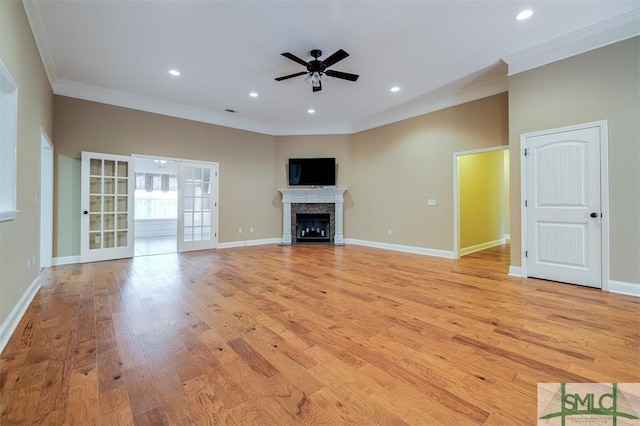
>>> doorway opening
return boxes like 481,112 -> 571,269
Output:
453,146 -> 509,259
133,157 -> 178,256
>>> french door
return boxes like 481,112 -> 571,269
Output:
80,152 -> 134,262
177,161 -> 218,252
522,122 -> 605,288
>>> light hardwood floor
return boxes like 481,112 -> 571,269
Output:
0,244 -> 638,425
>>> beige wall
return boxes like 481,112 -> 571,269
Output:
0,2 -> 54,326
53,96 -> 279,254
509,36 -> 640,285
459,149 -> 506,250
348,93 -> 509,250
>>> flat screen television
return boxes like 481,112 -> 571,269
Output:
288,158 -> 336,186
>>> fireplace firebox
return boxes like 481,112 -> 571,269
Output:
296,214 -> 330,243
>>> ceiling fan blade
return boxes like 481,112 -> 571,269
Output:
325,69 -> 359,81
281,52 -> 309,67
275,71 -> 308,81
312,82 -> 322,92
321,49 -> 349,68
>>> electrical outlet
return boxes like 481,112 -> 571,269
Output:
427,199 -> 437,206
238,228 -> 243,234
249,227 -> 254,233
387,229 -> 392,236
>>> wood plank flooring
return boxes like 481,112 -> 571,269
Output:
1,244 -> 638,425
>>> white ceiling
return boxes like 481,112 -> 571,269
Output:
24,0 -> 640,136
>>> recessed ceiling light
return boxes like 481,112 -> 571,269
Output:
516,9 -> 533,20
390,86 -> 400,92
169,69 -> 181,76
307,109 -> 315,114
249,92 -> 258,97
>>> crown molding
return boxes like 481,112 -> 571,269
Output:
54,79 -> 357,136
22,0 -> 57,88
352,73 -> 507,133
53,75 -> 508,136
53,79 -> 279,135
503,10 -> 640,76
272,123 -> 353,136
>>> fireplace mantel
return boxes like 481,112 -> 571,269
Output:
279,188 -> 346,245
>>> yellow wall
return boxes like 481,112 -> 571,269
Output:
509,36 -> 639,285
458,150 -> 506,251
0,1 -> 54,327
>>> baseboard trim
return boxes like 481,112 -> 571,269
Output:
459,238 -> 506,256
608,280 -> 640,298
52,255 -> 80,266
217,238 -> 281,249
0,275 -> 42,354
344,239 -> 455,259
508,266 -> 523,277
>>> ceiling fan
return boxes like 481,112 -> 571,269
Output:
275,49 -> 359,92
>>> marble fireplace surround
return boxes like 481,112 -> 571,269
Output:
279,188 -> 346,245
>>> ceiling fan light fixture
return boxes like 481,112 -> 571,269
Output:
304,72 -> 323,87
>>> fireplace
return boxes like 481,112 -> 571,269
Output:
296,213 -> 330,243
279,188 -> 346,246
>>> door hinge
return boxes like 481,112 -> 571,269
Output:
215,202 -> 217,207
524,148 -> 529,156
525,250 -> 528,258
215,172 -> 218,177
525,200 -> 528,207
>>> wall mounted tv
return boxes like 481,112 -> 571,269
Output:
288,158 -> 336,186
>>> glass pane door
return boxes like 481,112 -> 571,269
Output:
81,152 -> 134,262
177,161 -> 218,252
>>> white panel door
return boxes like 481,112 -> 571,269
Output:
524,125 -> 602,288
81,152 -> 134,263
177,161 -> 218,252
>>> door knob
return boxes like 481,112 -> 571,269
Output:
83,210 -> 88,215
590,212 -> 598,218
